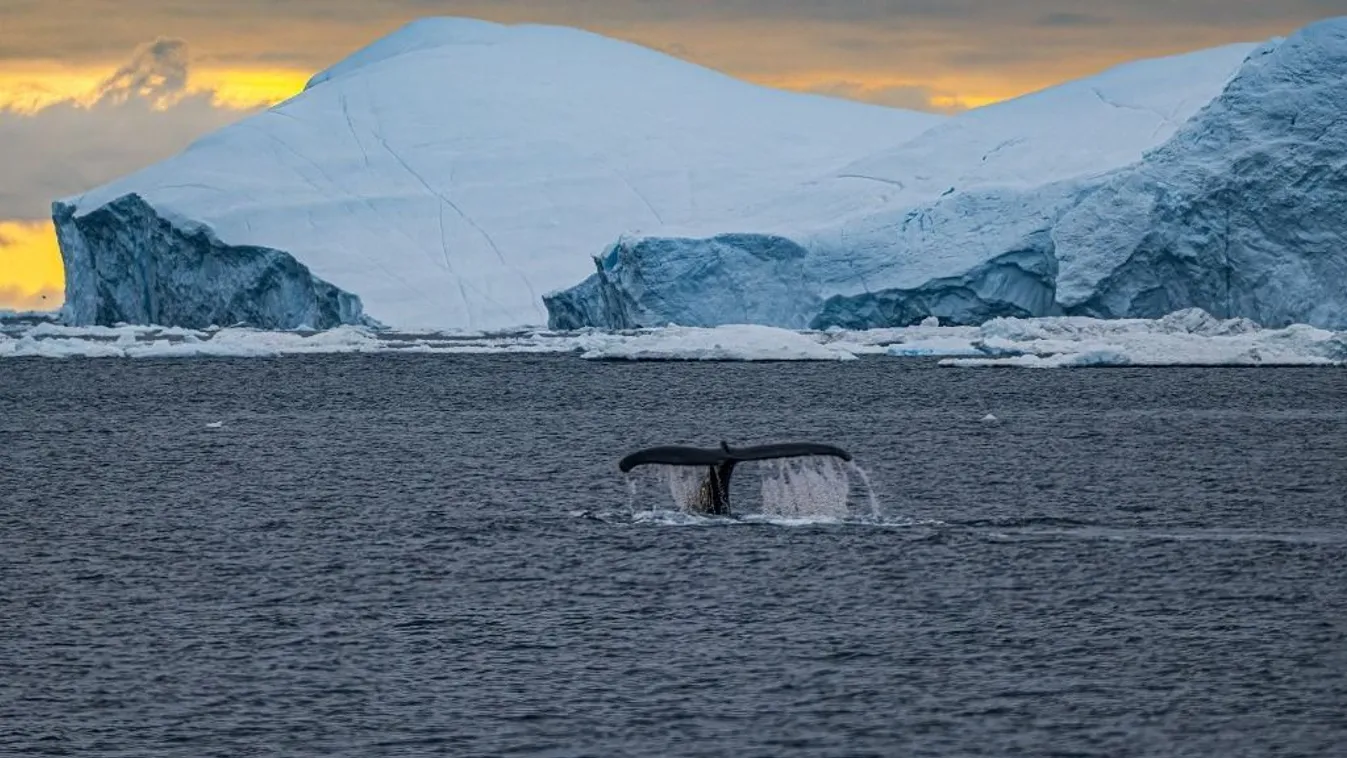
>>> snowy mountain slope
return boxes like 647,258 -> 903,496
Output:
56,18 -> 942,330
550,19 -> 1347,330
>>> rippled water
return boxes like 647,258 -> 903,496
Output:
3,355 -> 1345,756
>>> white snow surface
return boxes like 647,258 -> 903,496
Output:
841,308 -> 1347,366
716,42 -> 1258,237
554,20 -> 1347,333
63,17 -> 941,330
4,310 -> 1343,365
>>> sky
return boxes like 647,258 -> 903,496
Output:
2,0 -> 1342,310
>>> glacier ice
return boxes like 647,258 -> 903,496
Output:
55,17 -> 940,331
544,234 -> 825,330
55,195 -> 373,330
550,19 -> 1347,331
1051,22 -> 1347,327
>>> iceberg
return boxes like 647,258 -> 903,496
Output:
55,18 -> 940,331
549,18 -> 1347,331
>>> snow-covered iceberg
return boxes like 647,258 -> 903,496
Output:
54,18 -> 940,331
549,18 -> 1347,331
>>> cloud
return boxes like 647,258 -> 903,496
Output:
96,37 -> 190,105
0,39 -> 257,221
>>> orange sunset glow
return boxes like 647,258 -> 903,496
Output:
0,68 -> 307,311
0,64 -> 309,113
0,221 -> 65,312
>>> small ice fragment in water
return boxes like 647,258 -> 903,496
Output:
205,421 -> 224,428
981,413 -> 999,425
920,316 -> 940,328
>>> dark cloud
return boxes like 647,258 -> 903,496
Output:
95,38 -> 190,105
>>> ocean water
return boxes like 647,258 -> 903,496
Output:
2,355 -> 1345,756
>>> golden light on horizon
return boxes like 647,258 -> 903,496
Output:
748,67 -> 1064,113
0,65 -> 108,114
0,65 -> 310,309
0,65 -> 308,113
188,68 -> 312,109
0,221 -> 64,311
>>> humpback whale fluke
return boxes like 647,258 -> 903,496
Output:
619,441 -> 853,516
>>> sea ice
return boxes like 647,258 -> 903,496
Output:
2,310 -> 1342,366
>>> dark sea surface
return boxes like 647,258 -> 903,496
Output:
2,355 -> 1345,757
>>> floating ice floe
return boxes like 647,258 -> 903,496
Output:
579,324 -> 857,361
0,322 -> 857,361
938,309 -> 1347,367
1,309 -> 1343,365
55,18 -> 940,332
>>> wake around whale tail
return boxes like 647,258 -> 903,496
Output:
619,441 -> 852,516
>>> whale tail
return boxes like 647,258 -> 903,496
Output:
619,441 -> 852,516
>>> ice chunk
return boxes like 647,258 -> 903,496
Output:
942,311 -> 1347,367
3,310 -> 1342,366
579,325 -> 857,362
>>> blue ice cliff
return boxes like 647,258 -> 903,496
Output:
54,195 -> 372,329
547,18 -> 1347,330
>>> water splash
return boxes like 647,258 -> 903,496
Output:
647,464 -> 710,514
759,456 -> 851,520
624,457 -> 885,524
846,462 -> 882,520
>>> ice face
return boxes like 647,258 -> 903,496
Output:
1051,22 -> 1347,328
55,195 -> 372,330
544,234 -> 824,330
